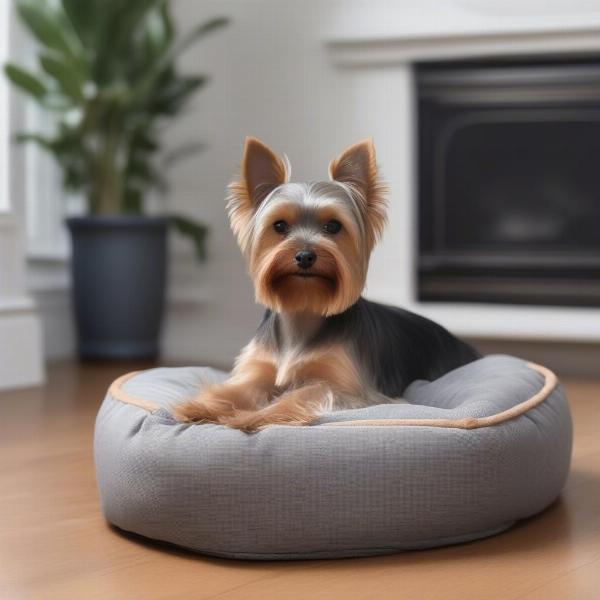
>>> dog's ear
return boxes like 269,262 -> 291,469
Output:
242,137 -> 289,205
328,139 -> 387,247
228,137 -> 289,250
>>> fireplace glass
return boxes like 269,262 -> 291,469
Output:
417,57 -> 600,306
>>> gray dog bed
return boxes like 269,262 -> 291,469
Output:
94,354 -> 572,560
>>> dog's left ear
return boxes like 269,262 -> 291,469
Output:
329,139 -> 387,247
228,137 -> 289,251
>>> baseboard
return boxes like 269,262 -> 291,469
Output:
0,299 -> 45,389
32,288 -> 76,360
468,338 -> 600,380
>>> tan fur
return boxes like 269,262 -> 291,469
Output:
253,243 -> 342,316
328,139 -> 388,250
174,341 -> 368,430
277,344 -> 365,396
172,340 -> 277,423
227,137 -> 290,254
251,221 -> 365,316
314,206 -> 363,253
218,383 -> 333,432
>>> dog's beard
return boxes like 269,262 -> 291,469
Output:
252,244 -> 364,316
269,272 -> 337,315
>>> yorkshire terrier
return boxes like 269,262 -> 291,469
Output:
173,137 -> 480,431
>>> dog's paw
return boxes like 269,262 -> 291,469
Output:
218,410 -> 312,433
217,411 -> 265,432
171,385 -> 237,423
219,385 -> 334,432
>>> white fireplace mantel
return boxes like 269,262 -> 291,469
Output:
325,11 -> 600,343
326,0 -> 600,64
328,25 -> 600,66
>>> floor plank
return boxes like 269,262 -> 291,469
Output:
1,362 -> 599,600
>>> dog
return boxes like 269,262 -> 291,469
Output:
173,137 -> 480,431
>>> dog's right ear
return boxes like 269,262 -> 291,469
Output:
227,137 -> 289,250
329,139 -> 387,250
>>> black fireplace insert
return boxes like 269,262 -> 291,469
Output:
417,56 -> 600,307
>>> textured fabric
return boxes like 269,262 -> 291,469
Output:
94,354 -> 572,560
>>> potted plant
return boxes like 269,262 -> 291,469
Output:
4,0 -> 227,359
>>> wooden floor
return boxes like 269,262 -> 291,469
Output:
1,362 -> 600,600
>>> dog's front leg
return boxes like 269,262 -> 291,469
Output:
172,342 -> 277,423
218,382 -> 334,432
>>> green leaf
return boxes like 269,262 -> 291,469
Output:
159,3 -> 174,45
131,17 -> 227,102
169,214 -> 208,261
143,6 -> 171,59
4,64 -> 47,100
61,0 -> 98,47
15,131 -> 89,194
9,0 -> 228,219
94,0 -> 166,82
130,128 -> 160,153
151,75 -> 207,115
122,188 -> 144,214
17,0 -> 77,58
163,141 -> 205,167
40,53 -> 83,101
112,0 -> 166,42
169,17 -> 229,60
15,132 -> 55,149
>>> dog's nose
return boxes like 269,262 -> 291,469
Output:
295,250 -> 317,270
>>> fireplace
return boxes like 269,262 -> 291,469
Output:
417,56 -> 600,307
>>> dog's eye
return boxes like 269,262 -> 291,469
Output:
273,220 -> 289,234
323,219 -> 342,234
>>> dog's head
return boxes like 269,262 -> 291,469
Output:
227,137 -> 387,316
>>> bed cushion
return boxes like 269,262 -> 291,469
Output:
94,354 -> 572,560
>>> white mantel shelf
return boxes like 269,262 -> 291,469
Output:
327,23 -> 600,65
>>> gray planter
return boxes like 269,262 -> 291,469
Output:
66,216 -> 168,359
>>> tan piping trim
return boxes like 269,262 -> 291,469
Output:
107,361 -> 557,429
328,362 -> 557,428
108,371 -> 161,413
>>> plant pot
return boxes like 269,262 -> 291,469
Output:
66,216 -> 168,360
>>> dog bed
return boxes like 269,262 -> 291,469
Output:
94,354 -> 572,560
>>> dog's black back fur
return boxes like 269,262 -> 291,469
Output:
258,297 -> 481,397
335,298 -> 480,396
